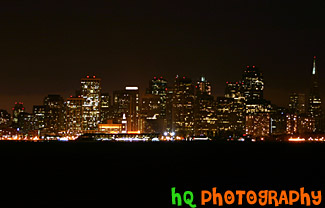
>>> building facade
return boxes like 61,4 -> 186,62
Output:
81,76 -> 101,130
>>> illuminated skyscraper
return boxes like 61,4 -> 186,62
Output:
147,76 -> 167,96
17,112 -> 34,134
307,56 -> 323,132
140,94 -> 163,133
12,102 -> 25,128
245,100 -> 272,137
224,81 -> 246,134
44,95 -> 65,134
270,106 -> 287,135
196,76 -> 211,95
66,96 -> 84,133
242,65 -> 264,101
143,77 -> 169,132
194,93 -> 217,137
246,113 -> 270,137
146,77 -> 168,117
194,76 -> 216,136
81,76 -> 101,130
289,93 -> 306,115
0,109 -> 11,129
113,86 -> 140,131
33,105 -> 45,130
172,76 -> 195,137
100,93 -> 111,123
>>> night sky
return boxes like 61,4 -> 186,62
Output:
1,0 -> 325,112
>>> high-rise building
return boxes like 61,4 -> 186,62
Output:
224,81 -> 246,134
286,113 -> 298,135
289,93 -> 306,115
194,93 -> 217,137
146,77 -> 168,117
66,96 -> 84,134
33,105 -> 45,130
245,100 -> 272,137
147,77 -> 168,96
246,113 -> 270,137
242,65 -> 264,101
297,115 -> 315,134
196,76 -> 211,95
215,97 -> 232,135
100,93 -> 111,123
12,102 -> 25,128
172,76 -> 195,137
113,86 -> 140,131
307,56 -> 323,133
165,87 -> 174,132
270,106 -> 287,135
144,77 -> 169,132
81,76 -> 101,130
17,112 -> 34,134
44,95 -> 65,134
140,94 -> 164,133
0,110 -> 11,129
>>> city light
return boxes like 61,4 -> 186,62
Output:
0,56 -> 324,143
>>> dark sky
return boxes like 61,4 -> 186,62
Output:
0,0 -> 325,112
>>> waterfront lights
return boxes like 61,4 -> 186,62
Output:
125,86 -> 138,90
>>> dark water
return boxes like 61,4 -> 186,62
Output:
0,141 -> 324,207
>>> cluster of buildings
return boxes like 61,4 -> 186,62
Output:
0,57 -> 323,139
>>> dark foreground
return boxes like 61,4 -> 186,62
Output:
0,141 -> 324,207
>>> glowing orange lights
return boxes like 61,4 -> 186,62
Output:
127,130 -> 141,134
288,137 -> 305,142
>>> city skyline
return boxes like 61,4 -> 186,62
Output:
0,56 -> 323,113
0,56 -> 323,139
1,1 -> 325,112
1,2 -> 325,208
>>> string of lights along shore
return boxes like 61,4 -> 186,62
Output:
0,57 -> 323,142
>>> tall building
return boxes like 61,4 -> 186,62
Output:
147,77 -> 168,96
194,93 -> 217,137
246,113 -> 270,137
224,81 -> 246,134
17,112 -> 34,134
66,96 -> 84,134
307,56 -> 323,133
172,76 -> 195,137
196,76 -> 211,95
286,113 -> 298,135
144,77 -> 169,132
215,97 -> 233,135
270,106 -> 287,135
165,87 -> 174,132
242,65 -> 264,101
194,76 -> 216,136
81,76 -> 101,130
140,94 -> 164,133
146,77 -> 168,117
44,95 -> 65,134
12,102 -> 25,128
33,105 -> 45,130
113,86 -> 140,131
289,93 -> 306,115
245,100 -> 272,137
0,110 -> 11,129
100,93 -> 111,123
